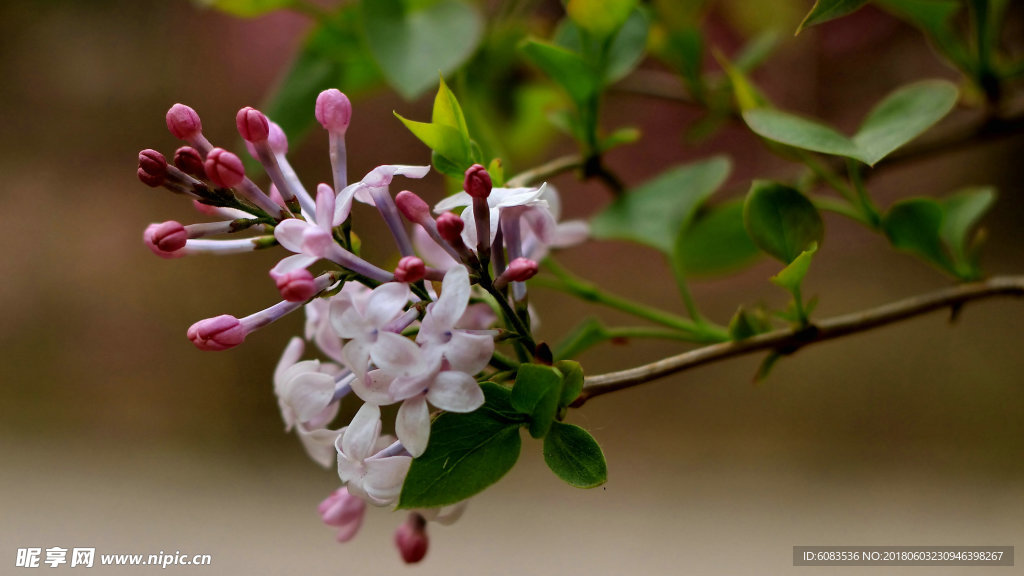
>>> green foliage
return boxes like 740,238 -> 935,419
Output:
883,188 -> 995,279
543,422 -> 607,488
555,360 -> 585,409
396,78 -> 482,177
675,200 -> 762,277
797,0 -> 869,33
361,0 -> 483,100
554,317 -> 609,360
876,0 -> 972,74
770,243 -> 817,292
728,306 -> 772,340
511,364 -> 562,439
399,383 -> 526,509
591,157 -> 731,252
743,80 -> 959,166
566,0 -> 637,39
743,181 -> 824,264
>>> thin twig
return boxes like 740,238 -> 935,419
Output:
506,154 -> 583,188
574,276 -> 1024,406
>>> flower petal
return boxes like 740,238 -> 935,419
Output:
426,371 -> 484,413
298,425 -> 341,468
363,456 -> 412,506
340,402 -> 381,462
364,282 -> 411,327
353,370 -> 399,405
274,219 -> 313,253
433,191 -> 472,213
442,331 -> 494,375
371,331 -> 424,377
396,395 -> 430,457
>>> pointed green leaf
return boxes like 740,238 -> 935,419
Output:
511,364 -> 562,439
676,199 -> 762,276
432,76 -> 470,135
394,113 -> 472,166
743,181 -> 825,263
770,243 -> 817,291
567,0 -> 637,38
554,360 -> 585,408
852,80 -> 959,166
591,156 -> 732,252
398,383 -> 524,509
797,0 -> 870,33
604,6 -> 650,84
882,197 -> 955,274
362,0 -> 483,100
743,108 -> 861,158
940,187 -> 995,276
543,422 -> 607,488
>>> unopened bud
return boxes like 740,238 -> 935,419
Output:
271,268 -> 319,302
315,89 -> 352,133
137,149 -> 167,187
204,148 -> 245,189
173,146 -> 205,178
395,190 -> 430,223
266,121 -> 288,155
236,106 -> 270,142
394,513 -> 428,564
318,487 -> 366,543
393,256 -> 426,283
166,103 -> 202,140
436,212 -> 465,244
463,164 -> 492,199
187,314 -> 246,351
143,221 -> 187,258
505,257 -> 538,282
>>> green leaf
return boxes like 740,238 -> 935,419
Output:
394,113 -> 472,167
875,0 -> 971,73
362,0 -> 483,100
591,156 -> 732,252
511,364 -> 562,439
882,198 -> 954,274
196,0 -> 294,17
852,80 -> 959,166
554,360 -> 585,408
603,7 -> 650,84
519,39 -> 601,108
728,306 -> 772,341
797,0 -> 870,33
543,422 -> 607,488
770,243 -> 817,291
398,383 -> 524,509
567,0 -> 637,38
743,181 -> 825,263
940,187 -> 995,273
743,80 -> 959,166
554,316 -> 609,360
676,200 -> 762,276
431,76 -> 470,135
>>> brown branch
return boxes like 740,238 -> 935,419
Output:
574,276 -> 1024,407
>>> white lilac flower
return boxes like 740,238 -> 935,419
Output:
433,182 -> 555,247
330,281 -> 421,380
336,403 -> 411,507
274,337 -> 345,467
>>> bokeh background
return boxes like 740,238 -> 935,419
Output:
1,1 -> 1022,574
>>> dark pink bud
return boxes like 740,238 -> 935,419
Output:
315,89 -> 352,133
137,149 -> 167,187
393,256 -> 426,283
318,487 -> 366,543
463,164 -> 492,199
394,514 -> 428,564
505,257 -> 539,282
173,146 -> 205,178
143,221 -> 187,259
395,190 -> 430,223
166,103 -> 202,140
236,106 -> 270,142
187,314 -> 246,351
271,268 -> 318,302
436,212 -> 465,244
204,148 -> 245,188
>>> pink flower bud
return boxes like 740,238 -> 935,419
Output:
187,314 -> 246,351
505,257 -> 539,282
166,103 -> 202,140
267,121 -> 288,155
271,268 -> 319,302
137,149 -> 167,187
318,488 -> 366,543
394,513 -> 428,564
173,146 -> 205,178
463,164 -> 492,199
204,148 -> 245,189
144,221 -> 188,258
395,190 -> 430,223
393,256 -> 426,283
315,89 -> 352,133
236,106 -> 270,142
436,212 -> 465,244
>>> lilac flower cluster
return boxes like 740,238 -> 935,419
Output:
135,89 -> 586,562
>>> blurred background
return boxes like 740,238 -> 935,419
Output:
1,0 -> 1022,574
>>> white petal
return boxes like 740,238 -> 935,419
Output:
490,184 -> 546,208
412,226 -> 457,271
340,402 -> 381,462
427,371 -> 484,412
274,219 -> 313,253
363,456 -> 412,506
342,338 -> 371,377
364,282 -> 410,327
396,396 -> 431,457
352,370 -> 399,405
271,253 -> 318,276
551,220 -> 589,248
284,371 -> 336,424
433,191 -> 472,213
432,265 -> 471,328
522,205 -> 558,244
274,337 -> 305,388
371,332 -> 425,377
315,183 -> 335,228
443,331 -> 494,375
334,183 -> 360,224
298,426 -> 341,468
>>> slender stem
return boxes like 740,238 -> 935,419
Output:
798,151 -> 857,204
574,275 -> 1024,406
603,326 -> 707,341
506,155 -> 583,188
538,259 -> 728,342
